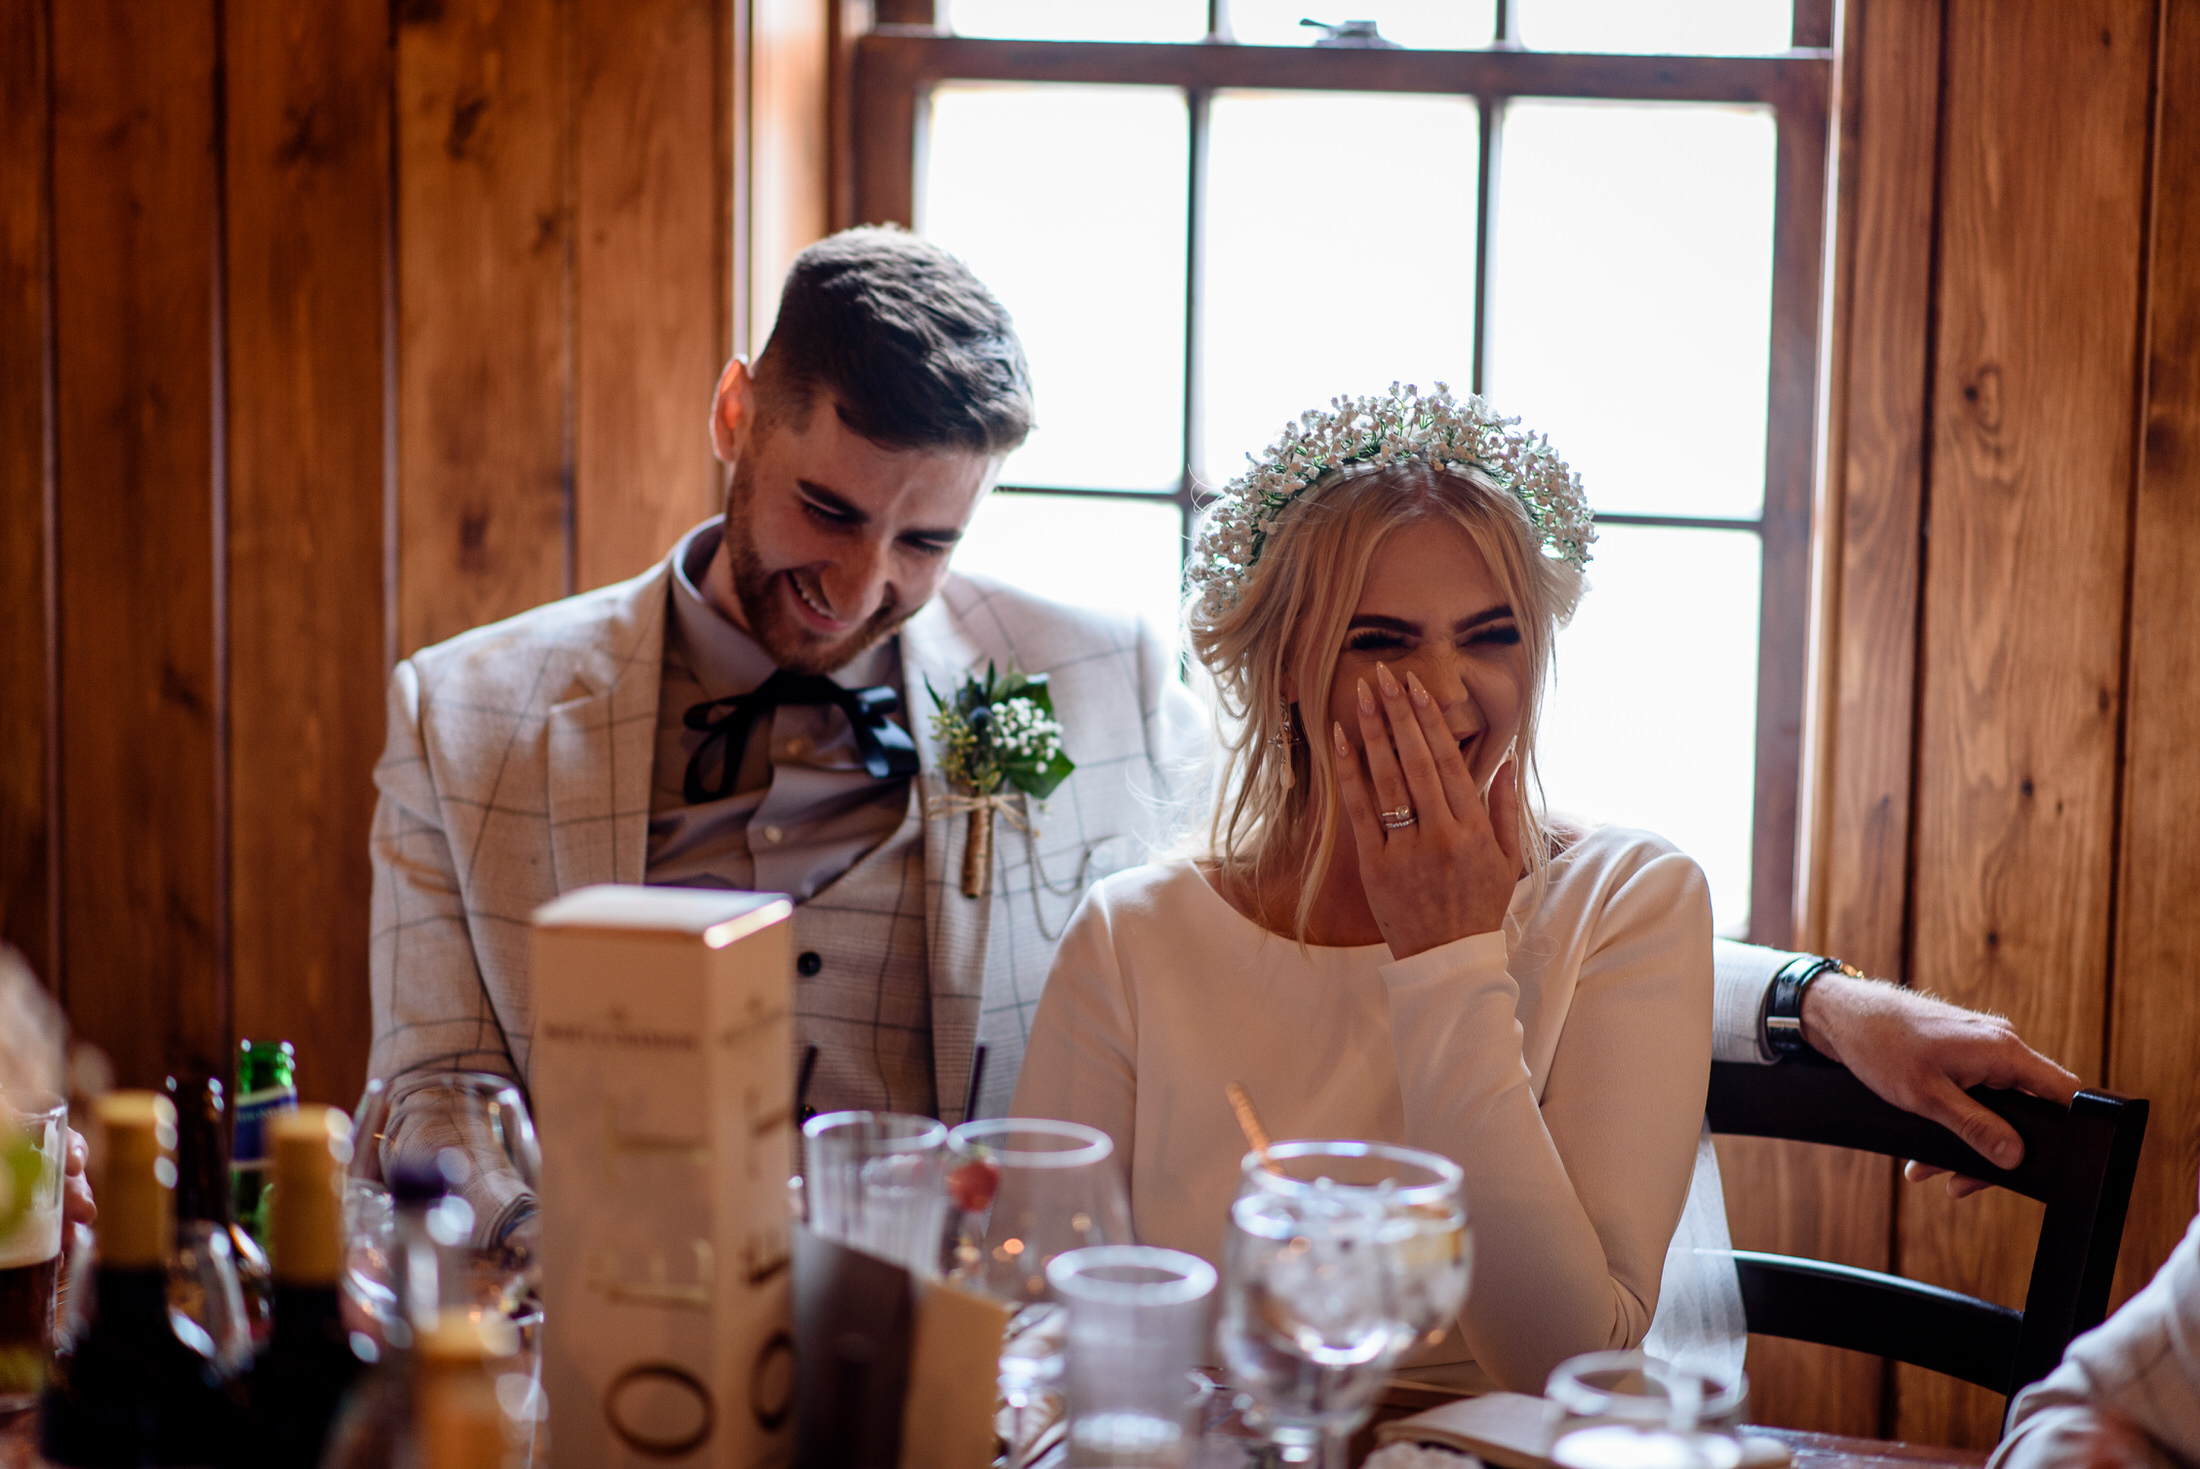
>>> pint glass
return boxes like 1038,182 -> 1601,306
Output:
0,1092 -> 66,1409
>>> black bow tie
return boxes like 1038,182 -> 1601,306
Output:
681,668 -> 920,803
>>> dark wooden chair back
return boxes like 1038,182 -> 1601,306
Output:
1706,1060 -> 2147,1397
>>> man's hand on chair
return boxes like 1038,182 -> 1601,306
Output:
1799,971 -> 2081,1198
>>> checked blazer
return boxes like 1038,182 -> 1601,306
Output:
366,551 -> 1208,1223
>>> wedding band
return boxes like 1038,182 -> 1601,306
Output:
1380,807 -> 1417,830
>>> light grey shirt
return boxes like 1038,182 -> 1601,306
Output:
1993,1212 -> 2200,1469
644,519 -> 912,899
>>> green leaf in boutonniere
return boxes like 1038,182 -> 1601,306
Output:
926,662 -> 1077,897
927,662 -> 1076,801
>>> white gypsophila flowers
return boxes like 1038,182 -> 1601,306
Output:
988,697 -> 1065,767
1185,381 -> 1597,623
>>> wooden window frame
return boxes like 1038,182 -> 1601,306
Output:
850,16 -> 1832,947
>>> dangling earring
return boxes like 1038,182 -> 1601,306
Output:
1268,696 -> 1297,789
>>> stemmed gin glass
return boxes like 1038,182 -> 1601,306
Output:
343,1074 -> 544,1325
945,1119 -> 1133,1467
1219,1141 -> 1469,1469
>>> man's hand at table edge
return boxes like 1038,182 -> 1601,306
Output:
1991,1405 -> 2161,1469
1798,971 -> 2081,1199
63,1125 -> 95,1229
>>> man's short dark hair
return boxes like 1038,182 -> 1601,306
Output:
752,226 -> 1034,456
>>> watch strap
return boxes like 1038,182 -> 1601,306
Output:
1764,954 -> 1854,1060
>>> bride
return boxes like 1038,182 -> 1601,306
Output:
1011,383 -> 1735,1393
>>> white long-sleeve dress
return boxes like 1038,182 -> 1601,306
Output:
1010,823 -> 1730,1393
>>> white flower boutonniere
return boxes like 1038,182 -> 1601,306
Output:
927,663 -> 1075,899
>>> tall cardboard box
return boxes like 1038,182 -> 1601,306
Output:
531,885 -> 797,1468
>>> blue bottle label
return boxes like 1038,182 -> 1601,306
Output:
231,1084 -> 298,1166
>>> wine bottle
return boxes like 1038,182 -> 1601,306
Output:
230,1040 -> 297,1254
410,1313 -> 516,1469
40,1091 -> 237,1468
240,1105 -> 367,1469
166,1074 -> 263,1371
319,1161 -> 518,1469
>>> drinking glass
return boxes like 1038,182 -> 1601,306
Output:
0,1092 -> 66,1410
946,1118 -> 1133,1467
1546,1350 -> 1747,1469
801,1110 -> 951,1278
1219,1141 -> 1460,1469
1371,1151 -> 1470,1354
342,1075 -> 542,1327
1047,1245 -> 1217,1469
341,1078 -> 397,1333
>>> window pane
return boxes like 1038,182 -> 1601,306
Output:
1485,100 -> 1775,519
1227,0 -> 1495,49
922,85 -> 1189,492
1537,524 -> 1760,935
1513,0 -> 1792,54
951,492 -> 1185,647
1200,91 -> 1477,485
943,0 -> 1207,43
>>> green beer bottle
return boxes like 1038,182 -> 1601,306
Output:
230,1040 -> 298,1251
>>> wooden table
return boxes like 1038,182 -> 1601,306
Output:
0,1404 -> 1990,1469
1750,1427 -> 1988,1469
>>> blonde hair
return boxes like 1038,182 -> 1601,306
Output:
1187,462 -> 1586,940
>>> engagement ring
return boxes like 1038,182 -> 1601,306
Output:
1380,807 -> 1417,830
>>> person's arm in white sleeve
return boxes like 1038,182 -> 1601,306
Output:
1991,1213 -> 2200,1469
1010,884 -> 1139,1179
1380,844 -> 1713,1392
1711,938 -> 1795,1063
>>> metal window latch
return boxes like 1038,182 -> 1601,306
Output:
1300,17 -> 1403,48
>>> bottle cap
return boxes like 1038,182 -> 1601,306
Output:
388,1157 -> 449,1206
95,1091 -> 177,1268
269,1106 -> 353,1285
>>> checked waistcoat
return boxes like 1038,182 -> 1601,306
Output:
784,794 -> 936,1118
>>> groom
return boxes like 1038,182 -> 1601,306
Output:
366,226 -> 2072,1241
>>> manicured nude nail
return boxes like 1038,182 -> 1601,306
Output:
1406,670 -> 1431,707
1333,722 -> 1351,756
1358,678 -> 1376,716
1376,662 -> 1402,699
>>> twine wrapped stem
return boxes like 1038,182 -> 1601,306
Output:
926,790 -> 1032,899
963,807 -> 991,899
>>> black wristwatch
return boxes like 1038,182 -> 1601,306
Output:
1763,954 -> 1862,1060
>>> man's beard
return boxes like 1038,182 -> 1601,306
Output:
720,460 -> 917,675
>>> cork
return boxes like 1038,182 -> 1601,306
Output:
95,1092 -> 177,1269
269,1105 -> 353,1286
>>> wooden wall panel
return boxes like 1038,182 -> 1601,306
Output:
0,0 -> 52,981
49,0 -> 228,1086
395,0 -> 572,657
749,0 -> 832,354
573,0 -> 727,593
1896,0 -> 2155,1446
1812,0 -> 1941,993
19,12 -> 2197,1452
1730,0 -> 1947,1435
223,0 -> 391,1108
2110,0 -> 2200,1307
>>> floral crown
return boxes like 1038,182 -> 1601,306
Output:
1185,382 -> 1596,623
